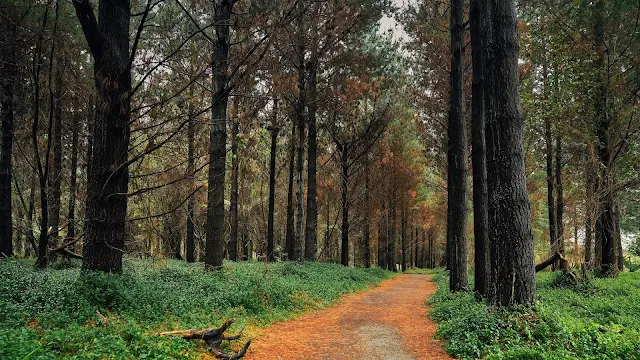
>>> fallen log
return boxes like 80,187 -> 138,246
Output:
160,318 -> 250,359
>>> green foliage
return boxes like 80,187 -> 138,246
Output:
629,237 -> 640,257
429,270 -> 640,359
0,258 -> 393,359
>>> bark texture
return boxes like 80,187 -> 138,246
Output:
447,0 -> 469,292
73,0 -> 131,272
205,0 -> 234,268
470,0 -> 489,297
485,0 -> 536,306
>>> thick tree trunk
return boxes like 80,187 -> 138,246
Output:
205,0 -> 233,269
186,92 -> 196,263
593,0 -> 617,277
447,0 -> 469,292
0,54 -> 14,257
614,200 -> 623,271
485,0 -> 536,306
305,59 -> 318,261
470,0 -> 489,297
267,100 -> 278,262
285,117 -> 296,259
49,63 -> 64,247
67,114 -> 79,240
340,145 -> 349,266
73,0 -> 131,273
229,100 -> 239,262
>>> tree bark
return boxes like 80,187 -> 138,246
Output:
388,185 -> 396,272
584,146 -> 595,268
543,66 -> 558,270
0,46 -> 14,257
205,0 -> 234,269
363,155 -> 371,268
470,0 -> 489,297
447,0 -> 469,292
304,58 -> 318,261
229,100 -> 239,262
294,25 -> 306,261
49,60 -> 64,247
267,100 -> 278,262
340,144 -> 349,266
73,0 -> 131,273
401,205 -> 407,272
593,0 -> 617,277
555,135 -> 564,267
485,0 -> 536,306
186,88 -> 196,263
378,191 -> 387,269
285,116 -> 296,259
67,113 -> 79,240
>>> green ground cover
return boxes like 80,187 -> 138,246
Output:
428,269 -> 640,359
0,259 -> 393,359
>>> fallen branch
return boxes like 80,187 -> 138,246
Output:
49,237 -> 82,259
535,252 -> 565,272
159,319 -> 251,359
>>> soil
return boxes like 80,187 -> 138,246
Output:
244,274 -> 451,360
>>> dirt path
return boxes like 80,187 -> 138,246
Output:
244,274 -> 451,360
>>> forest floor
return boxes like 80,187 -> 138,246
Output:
245,274 -> 451,360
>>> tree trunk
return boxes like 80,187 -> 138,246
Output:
67,114 -> 79,240
205,0 -> 233,269
304,59 -> 318,261
555,135 -> 564,266
340,145 -> 349,266
470,0 -> 489,298
584,147 -> 595,268
186,89 -> 196,263
73,0 -> 131,273
378,192 -> 387,269
485,0 -> 536,306
267,100 -> 278,262
543,69 -> 557,270
49,62 -> 64,247
294,37 -> 306,262
0,51 -> 14,257
447,0 -> 469,292
229,100 -> 239,262
614,200 -> 623,271
401,205 -> 407,272
388,186 -> 396,272
363,155 -> 371,268
593,0 -> 617,277
285,117 -> 296,259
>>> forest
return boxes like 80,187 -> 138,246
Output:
0,0 -> 639,359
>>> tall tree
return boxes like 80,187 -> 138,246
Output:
73,0 -> 132,272
205,0 -> 235,269
447,0 -> 469,292
267,99 -> 279,262
470,0 -> 489,297
485,0 -> 536,306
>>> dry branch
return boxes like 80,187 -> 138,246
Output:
159,319 -> 250,359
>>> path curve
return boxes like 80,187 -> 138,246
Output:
244,274 -> 451,360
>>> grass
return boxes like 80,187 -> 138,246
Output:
0,258 -> 394,359
428,269 -> 640,359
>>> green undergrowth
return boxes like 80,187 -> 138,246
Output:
428,269 -> 640,359
0,258 -> 393,359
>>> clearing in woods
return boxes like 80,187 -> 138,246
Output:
245,274 -> 451,360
